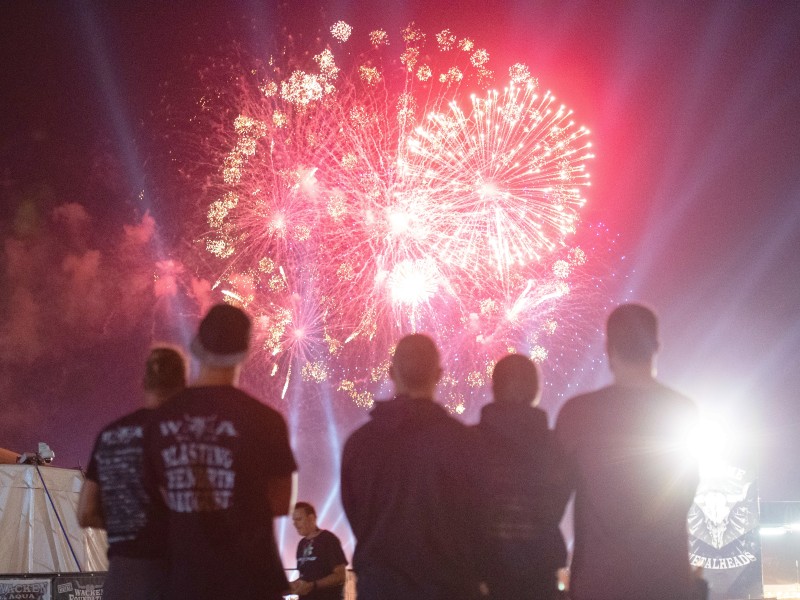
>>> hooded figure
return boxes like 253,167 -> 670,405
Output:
474,353 -> 569,600
341,334 -> 484,600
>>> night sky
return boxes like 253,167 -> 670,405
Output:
2,0 -> 799,557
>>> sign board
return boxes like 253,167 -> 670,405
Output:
52,575 -> 104,600
0,579 -> 52,600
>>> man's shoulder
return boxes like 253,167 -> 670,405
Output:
346,398 -> 465,436
557,387 -> 611,421
652,381 -> 695,406
146,388 -> 290,454
343,398 -> 467,463
621,380 -> 698,415
168,385 -> 253,404
94,408 -> 152,445
556,382 -> 697,438
318,529 -> 344,545
342,398 -> 401,447
101,407 -> 151,430
158,386 -> 285,420
317,530 -> 348,564
561,382 -> 695,410
342,419 -> 376,458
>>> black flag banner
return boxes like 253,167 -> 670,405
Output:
688,460 -> 762,599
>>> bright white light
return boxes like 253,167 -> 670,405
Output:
388,259 -> 439,306
759,527 -> 787,536
477,181 -> 499,198
681,412 -> 736,464
696,418 -> 730,459
388,210 -> 411,235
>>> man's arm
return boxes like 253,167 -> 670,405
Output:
0,447 -> 19,464
553,401 -> 580,494
340,438 -> 360,535
293,564 -> 346,596
267,471 -> 298,517
77,479 -> 105,529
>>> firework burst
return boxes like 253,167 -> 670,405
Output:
198,23 -> 594,410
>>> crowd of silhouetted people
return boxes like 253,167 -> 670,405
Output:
78,302 -> 706,600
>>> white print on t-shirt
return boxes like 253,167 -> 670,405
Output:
101,425 -> 143,446
159,414 -> 239,442
298,541 -> 318,567
160,443 -> 236,512
162,442 -> 234,469
158,414 -> 239,513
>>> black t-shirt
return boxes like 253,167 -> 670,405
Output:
555,381 -> 699,600
144,386 -> 297,600
296,530 -> 348,600
85,408 -> 167,558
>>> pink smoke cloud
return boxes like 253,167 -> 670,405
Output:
123,211 -> 156,246
1,202 -> 215,367
1,286 -> 42,364
52,202 -> 90,227
61,250 -> 103,327
1,204 -> 156,363
190,277 -> 213,316
1,238 -> 45,362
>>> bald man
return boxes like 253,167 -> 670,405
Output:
341,334 -> 483,600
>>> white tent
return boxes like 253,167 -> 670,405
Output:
0,465 -> 107,573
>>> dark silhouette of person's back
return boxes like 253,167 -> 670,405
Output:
555,303 -> 700,600
341,334 -> 483,600
474,353 -> 569,600
78,346 -> 187,600
144,304 -> 297,600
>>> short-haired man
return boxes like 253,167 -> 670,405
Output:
290,501 -> 348,599
78,345 -> 187,600
145,304 -> 298,600
475,353 -> 568,599
341,334 -> 483,600
555,304 -> 700,600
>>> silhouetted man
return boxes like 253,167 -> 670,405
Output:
145,304 -> 298,600
79,345 -> 187,600
475,353 -> 568,599
555,304 -> 700,600
290,501 -> 348,599
341,334 -> 482,600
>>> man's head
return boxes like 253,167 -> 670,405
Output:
190,304 -> 251,368
143,346 -> 187,407
491,353 -> 541,406
292,502 -> 318,538
606,303 -> 659,372
389,334 -> 442,398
